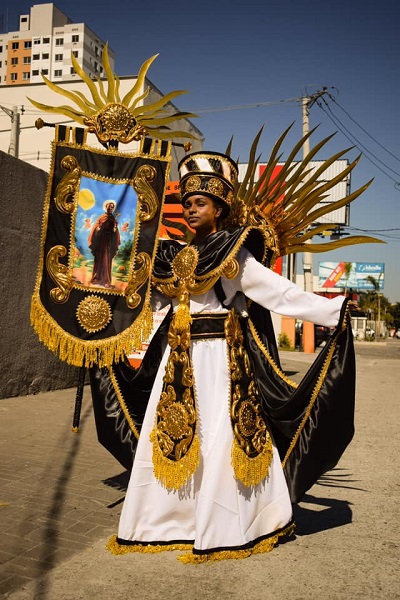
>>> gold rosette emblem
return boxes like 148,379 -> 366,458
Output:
76,296 -> 112,333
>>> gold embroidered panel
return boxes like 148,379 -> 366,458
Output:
31,125 -> 171,367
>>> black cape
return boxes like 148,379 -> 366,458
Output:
89,228 -> 355,503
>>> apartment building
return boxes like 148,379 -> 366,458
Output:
0,3 -> 114,86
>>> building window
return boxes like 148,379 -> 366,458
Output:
0,61 -> 2,68
54,69 -> 62,77
21,17 -> 28,23
55,38 -> 64,46
32,69 -> 39,76
11,57 -> 18,65
24,41 -> 32,48
70,67 -> 75,75
42,37 -> 50,44
10,73 -> 17,81
22,72 -> 30,80
33,38 -> 40,45
72,51 -> 78,58
32,54 -> 40,60
55,54 -> 63,61
42,53 -> 49,60
0,46 -> 3,52
12,42 -> 19,50
41,69 -> 48,75
72,34 -> 79,43
23,56 -> 31,64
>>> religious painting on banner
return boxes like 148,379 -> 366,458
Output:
30,125 -> 171,368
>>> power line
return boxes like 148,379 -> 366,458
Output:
189,96 -> 300,114
316,97 -> 400,188
331,98 -> 400,165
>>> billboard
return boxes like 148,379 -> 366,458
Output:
318,262 -> 385,290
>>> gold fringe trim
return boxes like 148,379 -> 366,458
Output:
109,366 -> 140,440
30,292 -> 153,368
248,317 -> 298,389
231,437 -> 273,487
282,332 -> 339,468
106,535 -> 193,555
178,522 -> 296,564
150,429 -> 200,490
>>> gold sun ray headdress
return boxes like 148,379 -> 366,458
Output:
225,124 -> 383,263
28,45 -> 199,144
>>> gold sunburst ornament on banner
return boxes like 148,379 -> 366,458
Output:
28,46 -> 198,144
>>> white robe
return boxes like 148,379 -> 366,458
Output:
117,248 -> 345,556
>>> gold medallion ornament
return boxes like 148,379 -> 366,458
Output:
225,309 -> 273,486
76,296 -> 112,333
185,175 -> 202,193
208,177 -> 224,196
150,317 -> 199,490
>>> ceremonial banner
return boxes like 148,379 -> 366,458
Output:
31,125 -> 171,367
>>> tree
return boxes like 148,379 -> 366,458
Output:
343,262 -> 353,296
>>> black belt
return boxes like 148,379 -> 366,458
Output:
190,314 -> 227,339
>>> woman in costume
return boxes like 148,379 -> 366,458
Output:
102,151 -> 356,563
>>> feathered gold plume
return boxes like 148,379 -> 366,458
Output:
27,46 -> 199,144
226,125 -> 383,260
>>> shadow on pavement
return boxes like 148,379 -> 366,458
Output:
293,468 -> 356,536
31,404 -> 92,600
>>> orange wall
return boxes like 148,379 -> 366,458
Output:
6,39 -> 32,85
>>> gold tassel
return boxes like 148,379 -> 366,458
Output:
106,535 -> 193,555
178,522 -> 296,564
231,437 -> 273,487
172,291 -> 192,333
150,429 -> 200,490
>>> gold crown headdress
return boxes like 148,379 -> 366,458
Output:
178,151 -> 238,212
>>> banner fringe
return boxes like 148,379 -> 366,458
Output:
30,292 -> 153,368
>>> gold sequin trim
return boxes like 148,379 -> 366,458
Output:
106,535 -> 193,555
178,522 -> 296,564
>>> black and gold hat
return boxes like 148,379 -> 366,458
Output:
178,151 -> 238,215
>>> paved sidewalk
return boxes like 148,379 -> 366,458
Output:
1,348 -> 399,599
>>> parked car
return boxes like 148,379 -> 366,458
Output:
395,329 -> 400,339
295,322 -> 333,348
314,325 -> 334,347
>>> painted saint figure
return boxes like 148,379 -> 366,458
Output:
88,201 -> 121,288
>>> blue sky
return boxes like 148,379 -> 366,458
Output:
5,0 -> 400,301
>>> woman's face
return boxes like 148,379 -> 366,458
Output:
182,195 -> 222,237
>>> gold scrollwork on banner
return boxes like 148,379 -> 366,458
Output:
76,295 -> 112,332
46,245 -> 74,303
125,252 -> 151,309
54,155 -> 81,214
133,165 -> 158,222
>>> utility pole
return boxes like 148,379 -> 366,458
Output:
300,88 -> 330,352
0,105 -> 21,158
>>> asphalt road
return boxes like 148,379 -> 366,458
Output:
1,339 -> 399,599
